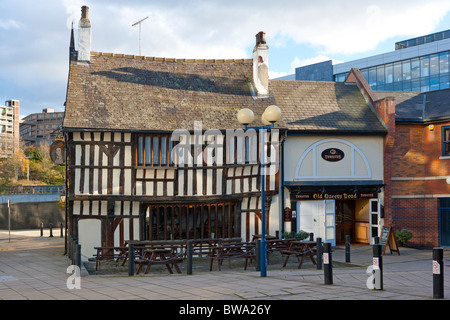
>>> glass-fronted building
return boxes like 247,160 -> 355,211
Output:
297,29 -> 450,93
334,51 -> 450,92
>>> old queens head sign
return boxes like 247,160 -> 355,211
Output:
321,148 -> 344,162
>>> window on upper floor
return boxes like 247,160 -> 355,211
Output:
443,126 -> 450,156
136,133 -> 174,167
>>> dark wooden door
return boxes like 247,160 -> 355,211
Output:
335,200 -> 354,244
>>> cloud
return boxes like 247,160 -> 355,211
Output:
2,0 -> 450,117
269,71 -> 289,79
0,19 -> 23,30
63,0 -> 85,30
79,1 -> 450,58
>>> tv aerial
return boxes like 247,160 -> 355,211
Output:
132,16 -> 149,56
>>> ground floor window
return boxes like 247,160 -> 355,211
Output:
144,202 -> 240,240
440,198 -> 450,246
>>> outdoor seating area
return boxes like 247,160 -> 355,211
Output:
280,240 -> 318,269
87,236 -> 318,275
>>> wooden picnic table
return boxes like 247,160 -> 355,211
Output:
265,238 -> 294,263
251,234 -> 278,242
93,246 -> 128,271
123,240 -> 185,263
188,237 -> 242,257
249,237 -> 293,264
209,242 -> 256,271
134,248 -> 182,275
280,240 -> 317,269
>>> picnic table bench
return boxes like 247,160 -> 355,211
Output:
209,242 -> 256,271
123,240 -> 185,263
93,246 -> 128,271
134,248 -> 183,275
188,237 -> 242,257
280,240 -> 317,269
265,238 -> 294,263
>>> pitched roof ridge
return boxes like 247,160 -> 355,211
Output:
90,51 -> 252,63
270,79 -> 357,86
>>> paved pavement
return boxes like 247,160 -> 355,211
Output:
0,229 -> 449,307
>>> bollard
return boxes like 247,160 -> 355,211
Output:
72,239 -> 77,265
49,223 -> 54,237
68,236 -> 72,261
316,237 -> 323,270
60,223 -> 63,238
345,235 -> 351,263
309,233 -> 314,241
433,247 -> 444,299
187,240 -> 193,275
77,243 -> 81,270
128,243 -> 135,276
70,236 -> 75,263
323,242 -> 333,285
40,222 -> 44,237
372,244 -> 383,290
255,240 -> 261,272
373,236 -> 379,245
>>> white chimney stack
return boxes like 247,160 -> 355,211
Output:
253,31 -> 269,97
78,6 -> 91,62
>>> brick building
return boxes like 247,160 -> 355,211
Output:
20,108 -> 64,147
346,69 -> 450,247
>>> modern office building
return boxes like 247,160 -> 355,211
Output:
295,29 -> 450,93
0,99 -> 20,158
20,108 -> 64,147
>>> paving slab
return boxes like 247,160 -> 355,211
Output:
0,229 -> 448,308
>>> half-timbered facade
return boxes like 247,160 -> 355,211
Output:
64,7 -> 389,260
64,7 -> 286,260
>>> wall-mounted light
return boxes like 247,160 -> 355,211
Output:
429,124 -> 435,131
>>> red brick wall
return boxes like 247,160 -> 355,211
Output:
345,69 -> 449,247
425,123 -> 450,177
373,97 -> 395,226
392,198 -> 439,247
390,122 -> 450,247
392,124 -> 425,178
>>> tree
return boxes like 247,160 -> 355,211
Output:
27,145 -> 64,185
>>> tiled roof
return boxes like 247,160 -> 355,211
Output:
270,80 -> 386,133
64,52 -> 278,131
63,52 -> 386,134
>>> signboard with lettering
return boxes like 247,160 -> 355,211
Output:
290,192 -> 377,201
321,148 -> 345,162
380,226 -> 400,255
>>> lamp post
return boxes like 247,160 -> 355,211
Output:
237,105 -> 281,277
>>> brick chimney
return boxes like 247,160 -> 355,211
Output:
253,31 -> 269,97
78,6 -> 91,62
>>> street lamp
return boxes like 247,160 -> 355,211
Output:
237,105 -> 281,277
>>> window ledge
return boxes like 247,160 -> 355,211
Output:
439,156 -> 450,160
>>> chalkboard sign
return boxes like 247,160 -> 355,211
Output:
380,226 -> 400,255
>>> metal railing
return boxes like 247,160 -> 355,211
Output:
3,185 -> 65,195
68,234 -> 81,270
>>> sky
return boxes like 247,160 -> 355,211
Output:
2,0 -> 450,118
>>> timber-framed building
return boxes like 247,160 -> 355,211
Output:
64,7 -> 389,260
64,7 -> 285,259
